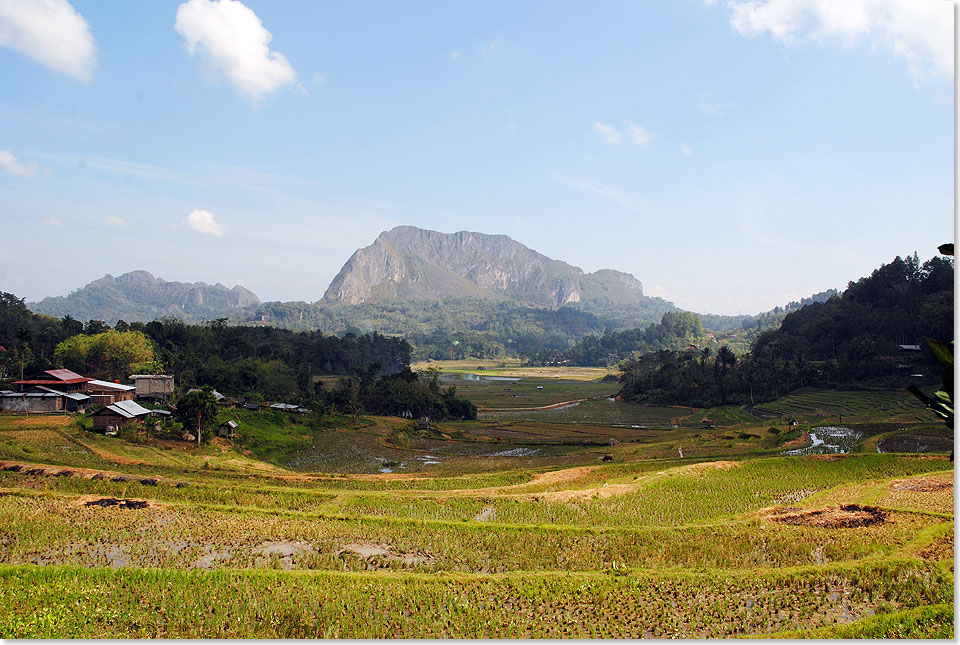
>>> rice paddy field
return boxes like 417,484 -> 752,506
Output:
0,383 -> 953,638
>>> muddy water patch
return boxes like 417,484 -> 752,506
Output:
338,542 -> 435,568
782,426 -> 862,456
84,497 -> 150,510
766,504 -> 886,529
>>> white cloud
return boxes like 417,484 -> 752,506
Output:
104,215 -> 128,229
681,145 -> 694,156
593,122 -> 621,144
726,0 -> 952,79
625,121 -> 654,145
0,150 -> 45,178
175,0 -> 297,104
697,90 -> 737,116
311,71 -> 324,86
0,0 -> 96,81
479,36 -> 502,57
450,50 -> 462,59
186,209 -> 226,236
43,216 -> 62,228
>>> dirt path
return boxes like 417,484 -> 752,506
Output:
478,398 -> 590,412
511,460 -> 742,502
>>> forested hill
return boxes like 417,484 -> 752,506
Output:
534,289 -> 839,367
30,271 -> 260,325
617,252 -> 954,408
1,293 -> 410,399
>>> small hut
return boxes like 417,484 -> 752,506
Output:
218,420 -> 238,440
91,400 -> 152,434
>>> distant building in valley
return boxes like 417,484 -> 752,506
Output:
91,400 -> 153,433
86,379 -> 137,406
129,374 -> 175,402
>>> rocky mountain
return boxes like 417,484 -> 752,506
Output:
323,226 -> 654,313
30,270 -> 260,325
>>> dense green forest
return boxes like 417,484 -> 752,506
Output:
319,366 -> 477,421
1,293 -> 476,418
618,254 -> 953,407
530,311 -> 709,367
244,297 -> 664,360
1,294 -> 407,398
541,289 -> 840,368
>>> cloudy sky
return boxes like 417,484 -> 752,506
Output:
0,0 -> 953,315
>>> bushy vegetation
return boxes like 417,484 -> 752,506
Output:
0,293 -> 76,381
618,253 -> 953,407
54,330 -> 158,379
320,367 -> 476,421
530,311 -> 708,367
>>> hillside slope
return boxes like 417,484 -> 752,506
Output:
30,270 -> 261,325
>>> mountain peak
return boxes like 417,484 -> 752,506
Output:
30,271 -> 261,325
322,226 -> 646,311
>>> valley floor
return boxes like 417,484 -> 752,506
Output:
0,387 -> 953,638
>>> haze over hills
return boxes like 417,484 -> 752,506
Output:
22,226 -> 836,359
29,270 -> 260,325
323,226 -> 650,312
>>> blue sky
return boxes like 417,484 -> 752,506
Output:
0,0 -> 953,315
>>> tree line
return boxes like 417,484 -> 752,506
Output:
618,253 -> 953,407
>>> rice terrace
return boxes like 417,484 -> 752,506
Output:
0,368 -> 953,638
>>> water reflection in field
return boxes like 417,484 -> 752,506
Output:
782,426 -> 862,456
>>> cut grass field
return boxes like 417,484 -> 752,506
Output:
0,384 -> 952,638
412,358 -> 616,382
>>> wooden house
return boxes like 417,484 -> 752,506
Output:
13,368 -> 90,394
129,374 -> 175,402
1,386 -> 90,413
218,420 -> 239,440
91,399 -> 152,433
86,379 -> 137,406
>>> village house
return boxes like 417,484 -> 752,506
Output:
1,386 -> 90,413
85,379 -> 137,406
129,374 -> 175,402
4,369 -> 94,413
13,368 -> 90,394
91,399 -> 153,434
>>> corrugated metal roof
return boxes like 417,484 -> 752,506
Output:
66,393 -> 91,401
95,400 -> 153,418
87,379 -> 137,391
44,369 -> 88,381
129,374 -> 174,380
187,388 -> 224,401
223,420 -> 239,428
32,386 -> 68,396
14,378 -> 89,385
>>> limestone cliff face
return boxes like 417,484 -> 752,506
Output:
322,226 -> 644,309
